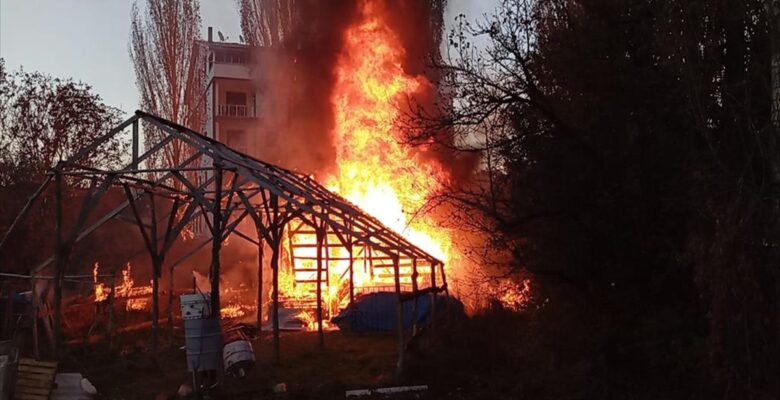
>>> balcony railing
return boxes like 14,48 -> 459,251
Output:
217,104 -> 255,118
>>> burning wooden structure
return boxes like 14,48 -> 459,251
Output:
0,111 -> 448,373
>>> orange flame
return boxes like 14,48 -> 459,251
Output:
272,0 -> 458,320
92,262 -> 110,303
220,303 -> 246,319
115,263 -> 152,311
326,0 -> 453,265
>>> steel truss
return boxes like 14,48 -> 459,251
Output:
0,110 -> 447,374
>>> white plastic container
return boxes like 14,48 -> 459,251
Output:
180,293 -> 212,320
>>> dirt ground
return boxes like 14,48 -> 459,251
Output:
58,328 -> 416,399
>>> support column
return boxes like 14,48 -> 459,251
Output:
167,264 -> 175,333
270,238 -> 281,363
149,195 -> 160,355
411,258 -> 419,336
256,232 -> 264,331
107,270 -> 116,348
151,258 -> 160,354
315,226 -> 325,348
210,161 -> 223,314
393,254 -> 405,377
52,170 -> 64,359
430,262 -> 437,332
348,245 -> 354,305
31,271 -> 39,359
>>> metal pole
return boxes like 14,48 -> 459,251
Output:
430,261 -> 437,333
149,195 -> 160,356
271,192 -> 281,362
270,238 -> 281,363
348,245 -> 354,305
210,161 -> 223,314
52,170 -> 63,359
167,264 -> 175,334
411,258 -> 419,336
151,260 -> 160,354
316,226 -> 325,348
31,271 -> 39,359
256,231 -> 264,332
107,270 -> 116,347
393,254 -> 405,377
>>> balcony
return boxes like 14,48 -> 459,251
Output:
216,104 -> 256,118
208,62 -> 251,81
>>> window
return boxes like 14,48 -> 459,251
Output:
214,50 -> 247,64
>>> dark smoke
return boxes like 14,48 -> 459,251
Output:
244,0 -> 476,184
248,1 -> 359,175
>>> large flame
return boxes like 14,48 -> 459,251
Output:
271,2 -> 456,330
326,0 -> 453,265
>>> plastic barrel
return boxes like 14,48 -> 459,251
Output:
183,317 -> 222,372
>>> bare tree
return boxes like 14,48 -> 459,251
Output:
238,0 -> 299,47
129,0 -> 205,169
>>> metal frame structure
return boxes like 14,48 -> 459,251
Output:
0,110 -> 448,373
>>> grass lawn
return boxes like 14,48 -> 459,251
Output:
59,329 -> 406,399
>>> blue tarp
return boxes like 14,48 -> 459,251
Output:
331,292 -> 462,333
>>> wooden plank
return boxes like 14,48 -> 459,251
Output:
18,358 -> 58,368
17,365 -> 56,375
13,394 -> 48,400
16,377 -> 52,388
15,386 -> 51,396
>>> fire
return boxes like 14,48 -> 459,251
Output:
295,310 -> 335,332
496,279 -> 532,311
93,262 -> 110,303
115,263 -> 152,311
271,0 -> 458,323
92,262 -> 152,311
326,0 -> 453,265
220,303 -> 246,319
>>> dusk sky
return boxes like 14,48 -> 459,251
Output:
0,0 -> 498,117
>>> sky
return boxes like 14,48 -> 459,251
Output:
0,0 -> 498,116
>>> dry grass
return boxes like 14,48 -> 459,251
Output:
59,329 -> 402,399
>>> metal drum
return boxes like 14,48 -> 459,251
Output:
222,339 -> 255,377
